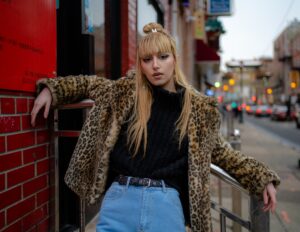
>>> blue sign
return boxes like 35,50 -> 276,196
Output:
207,0 -> 232,16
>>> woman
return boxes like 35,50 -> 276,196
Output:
31,23 -> 280,232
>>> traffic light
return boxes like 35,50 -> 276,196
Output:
229,78 -> 235,86
223,84 -> 229,91
266,88 -> 272,94
290,71 -> 299,89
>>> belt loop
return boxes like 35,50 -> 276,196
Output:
126,176 -> 131,189
161,180 -> 167,193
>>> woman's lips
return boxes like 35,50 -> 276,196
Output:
153,72 -> 163,78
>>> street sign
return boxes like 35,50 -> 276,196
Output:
207,0 -> 233,16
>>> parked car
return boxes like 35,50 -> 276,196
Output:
246,105 -> 257,115
295,103 -> 300,128
270,105 -> 295,121
255,105 -> 272,117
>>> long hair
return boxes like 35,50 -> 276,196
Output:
127,23 -> 193,156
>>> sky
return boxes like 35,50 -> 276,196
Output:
220,0 -> 300,70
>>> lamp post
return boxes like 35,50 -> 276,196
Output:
239,61 -> 244,123
226,60 -> 262,123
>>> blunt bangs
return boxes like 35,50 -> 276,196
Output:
138,33 -> 174,59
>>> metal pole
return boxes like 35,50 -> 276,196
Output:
80,199 -> 86,232
239,61 -> 244,123
250,195 -> 270,232
230,139 -> 242,232
220,213 -> 227,232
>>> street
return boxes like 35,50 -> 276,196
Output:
245,114 -> 300,152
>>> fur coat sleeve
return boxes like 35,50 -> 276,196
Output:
210,106 -> 280,195
36,75 -> 113,106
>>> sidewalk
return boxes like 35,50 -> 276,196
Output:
233,119 -> 300,232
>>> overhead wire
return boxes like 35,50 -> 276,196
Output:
260,0 -> 296,56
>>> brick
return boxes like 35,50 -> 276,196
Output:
22,204 -> 47,231
37,187 -> 50,206
0,211 -> 4,229
0,151 -> 22,172
0,116 -> 21,133
28,99 -> 34,113
0,186 -> 21,209
37,217 -> 49,232
23,145 -> 47,164
0,98 -> 15,114
7,131 -> 35,151
7,164 -> 34,188
2,220 -> 22,232
7,196 -> 35,224
0,174 -> 5,191
21,115 -> 32,130
37,159 -> 50,175
0,136 -> 5,153
16,98 -> 28,113
35,114 -> 48,129
36,130 -> 49,144
23,175 -> 47,197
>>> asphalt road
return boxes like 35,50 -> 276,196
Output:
244,114 -> 300,151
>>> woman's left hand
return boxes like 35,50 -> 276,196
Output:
262,182 -> 277,213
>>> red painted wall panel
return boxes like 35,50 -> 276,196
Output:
0,0 -> 56,92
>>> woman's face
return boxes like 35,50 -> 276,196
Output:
140,52 -> 176,92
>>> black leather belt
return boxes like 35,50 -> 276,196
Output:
115,175 -> 170,188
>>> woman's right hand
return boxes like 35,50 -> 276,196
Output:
31,87 -> 52,127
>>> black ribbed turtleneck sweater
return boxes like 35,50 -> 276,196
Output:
107,85 -> 190,222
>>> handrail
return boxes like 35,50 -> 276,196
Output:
210,164 -> 248,194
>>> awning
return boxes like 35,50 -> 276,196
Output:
195,40 -> 220,62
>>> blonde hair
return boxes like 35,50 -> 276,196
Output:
127,22 -> 193,156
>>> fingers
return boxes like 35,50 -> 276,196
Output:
30,87 -> 52,127
31,101 -> 43,127
263,187 -> 268,205
44,99 -> 51,119
262,183 -> 277,213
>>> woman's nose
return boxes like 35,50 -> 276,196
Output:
152,57 -> 160,69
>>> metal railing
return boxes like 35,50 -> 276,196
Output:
210,109 -> 270,232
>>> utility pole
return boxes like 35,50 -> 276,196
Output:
239,61 -> 244,123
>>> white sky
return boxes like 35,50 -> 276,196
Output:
220,0 -> 300,70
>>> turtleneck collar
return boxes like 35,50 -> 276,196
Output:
151,85 -> 185,111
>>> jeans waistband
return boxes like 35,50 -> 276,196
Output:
115,175 -> 170,188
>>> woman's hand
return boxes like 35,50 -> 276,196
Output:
262,182 -> 277,213
31,87 -> 52,127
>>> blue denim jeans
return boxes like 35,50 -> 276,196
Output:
96,181 -> 185,232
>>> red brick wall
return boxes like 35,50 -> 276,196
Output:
121,0 -> 137,76
0,92 -> 50,231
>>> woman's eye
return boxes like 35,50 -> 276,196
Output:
160,54 -> 169,59
142,58 -> 151,63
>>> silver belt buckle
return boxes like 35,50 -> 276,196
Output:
145,178 -> 151,187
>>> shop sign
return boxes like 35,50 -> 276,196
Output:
207,0 -> 233,16
194,10 -> 206,40
0,0 -> 56,92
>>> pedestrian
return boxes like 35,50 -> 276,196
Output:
31,23 -> 280,232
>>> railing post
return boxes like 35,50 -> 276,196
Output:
230,135 -> 242,232
227,110 -> 234,138
250,195 -> 270,232
80,199 -> 86,232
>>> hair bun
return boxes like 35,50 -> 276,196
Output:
143,22 -> 164,34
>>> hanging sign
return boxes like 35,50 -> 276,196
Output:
194,10 -> 206,40
207,0 -> 233,16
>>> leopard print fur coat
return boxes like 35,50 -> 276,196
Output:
38,71 -> 280,232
